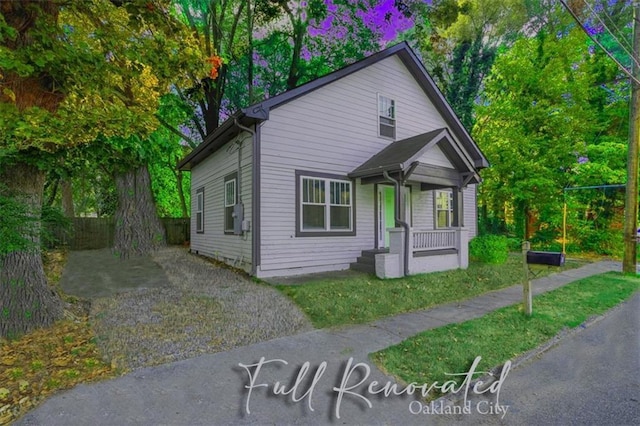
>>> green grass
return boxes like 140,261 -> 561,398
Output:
371,272 -> 639,399
276,254 -> 586,328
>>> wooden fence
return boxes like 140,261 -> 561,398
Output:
49,217 -> 190,250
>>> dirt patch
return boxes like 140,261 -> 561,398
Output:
59,248 -> 170,299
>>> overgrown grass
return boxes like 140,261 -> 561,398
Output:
371,272 -> 639,399
276,254 -> 586,328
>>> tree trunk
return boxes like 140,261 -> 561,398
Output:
61,178 -> 75,217
287,20 -> 305,90
113,165 -> 166,259
0,162 -> 64,338
176,170 -> 188,218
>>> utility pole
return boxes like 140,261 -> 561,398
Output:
623,2 -> 639,274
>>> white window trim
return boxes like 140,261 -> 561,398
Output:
435,189 -> 453,229
224,179 -> 236,208
195,188 -> 204,233
377,93 -> 396,140
224,175 -> 237,233
300,176 -> 353,233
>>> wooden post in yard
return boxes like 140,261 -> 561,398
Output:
522,241 -> 532,316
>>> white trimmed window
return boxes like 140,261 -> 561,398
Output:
224,173 -> 237,233
195,188 -> 204,233
299,174 -> 353,234
378,94 -> 396,139
435,190 -> 453,228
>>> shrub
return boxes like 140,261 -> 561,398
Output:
41,206 -> 73,249
506,237 -> 522,252
469,234 -> 509,264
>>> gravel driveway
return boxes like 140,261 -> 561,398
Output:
85,247 -> 312,370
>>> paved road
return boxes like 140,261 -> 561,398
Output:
433,292 -> 640,425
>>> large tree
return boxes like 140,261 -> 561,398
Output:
0,0 -> 201,337
474,26 -> 624,241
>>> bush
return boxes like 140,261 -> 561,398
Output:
469,234 -> 509,264
0,192 -> 33,256
41,206 -> 73,249
506,237 -> 522,252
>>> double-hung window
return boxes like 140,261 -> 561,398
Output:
378,94 -> 396,139
435,190 -> 453,228
195,188 -> 204,233
224,173 -> 237,233
297,171 -> 355,236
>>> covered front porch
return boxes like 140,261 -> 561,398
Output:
348,128 -> 480,277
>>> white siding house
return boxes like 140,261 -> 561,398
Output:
179,42 -> 488,278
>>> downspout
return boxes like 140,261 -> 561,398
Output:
383,171 -> 410,276
235,118 -> 256,212
235,118 -> 257,273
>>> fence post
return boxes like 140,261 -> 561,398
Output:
522,240 -> 532,316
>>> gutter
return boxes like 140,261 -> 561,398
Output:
383,171 -> 410,276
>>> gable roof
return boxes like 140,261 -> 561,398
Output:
178,42 -> 489,171
349,128 -> 475,179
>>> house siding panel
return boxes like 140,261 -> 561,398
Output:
257,56 -> 470,277
464,184 -> 477,238
190,132 -> 253,271
416,145 -> 455,169
409,184 -> 477,239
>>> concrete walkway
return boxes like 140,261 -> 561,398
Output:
18,261 -> 622,425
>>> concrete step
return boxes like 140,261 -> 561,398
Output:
356,255 -> 375,266
349,262 -> 375,275
361,248 -> 389,258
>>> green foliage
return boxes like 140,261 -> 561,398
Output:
474,17 -> 628,248
40,205 -> 72,249
469,234 -> 508,264
0,190 -> 33,256
506,237 -> 522,252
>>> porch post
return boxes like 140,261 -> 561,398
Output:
452,187 -> 464,227
456,228 -> 469,269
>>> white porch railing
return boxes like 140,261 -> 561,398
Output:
412,229 -> 457,251
385,227 -> 469,276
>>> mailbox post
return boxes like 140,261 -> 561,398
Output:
522,241 -> 532,316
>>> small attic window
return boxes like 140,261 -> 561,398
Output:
378,94 -> 396,139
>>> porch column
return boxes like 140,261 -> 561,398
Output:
456,228 -> 469,269
451,188 -> 464,228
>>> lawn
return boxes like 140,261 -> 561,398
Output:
371,272 -> 639,400
276,254 -> 586,328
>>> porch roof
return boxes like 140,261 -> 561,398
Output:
348,128 -> 481,188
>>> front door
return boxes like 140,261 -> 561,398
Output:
377,185 -> 412,248
377,186 -> 395,248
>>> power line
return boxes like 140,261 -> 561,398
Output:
580,0 -> 640,69
559,0 -> 640,85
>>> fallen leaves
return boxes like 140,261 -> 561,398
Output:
0,250 -> 117,425
0,319 -> 117,424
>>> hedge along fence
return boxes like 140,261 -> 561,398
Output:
47,217 -> 190,250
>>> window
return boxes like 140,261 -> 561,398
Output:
296,171 -> 355,236
224,173 -> 237,233
435,190 -> 453,228
378,94 -> 396,139
195,188 -> 204,233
